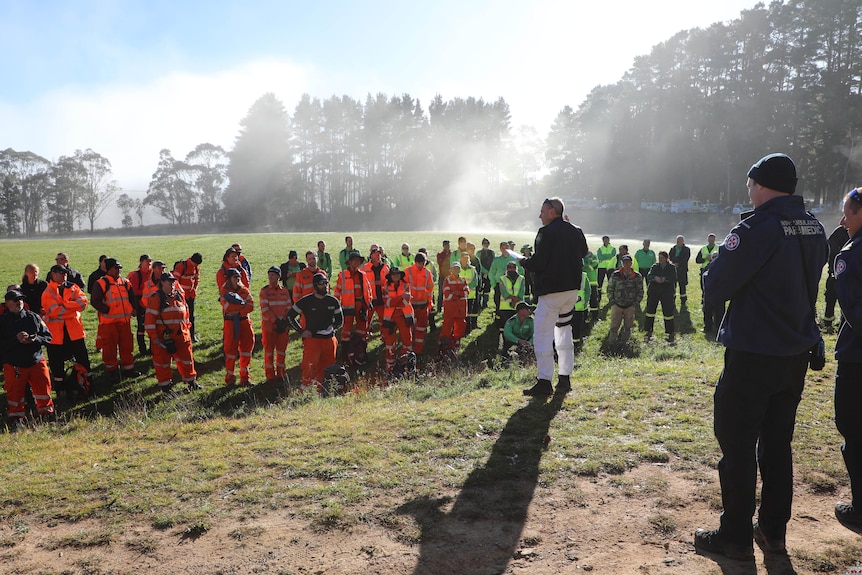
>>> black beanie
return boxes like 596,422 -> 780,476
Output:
747,153 -> 797,194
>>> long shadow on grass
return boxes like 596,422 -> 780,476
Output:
397,392 -> 564,575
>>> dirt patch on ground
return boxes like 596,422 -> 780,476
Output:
3,462 -> 861,575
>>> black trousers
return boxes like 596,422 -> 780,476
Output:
836,361 -> 862,508
677,270 -> 688,299
714,348 -> 808,544
644,287 -> 675,334
701,271 -> 725,330
824,276 -> 838,323
47,338 -> 91,383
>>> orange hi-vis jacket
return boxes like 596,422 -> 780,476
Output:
95,275 -> 135,323
293,267 -> 327,301
362,261 -> 389,305
145,288 -> 190,340
334,268 -> 373,315
383,281 -> 414,323
41,280 -> 88,344
443,275 -> 469,318
259,283 -> 292,325
216,265 -> 249,291
405,264 -> 435,307
221,284 -> 254,318
173,258 -> 200,299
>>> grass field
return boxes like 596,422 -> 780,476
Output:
0,231 -> 856,573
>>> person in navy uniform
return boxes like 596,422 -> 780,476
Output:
694,153 -> 828,559
832,188 -> 862,533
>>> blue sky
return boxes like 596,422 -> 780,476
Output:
2,0 -> 760,200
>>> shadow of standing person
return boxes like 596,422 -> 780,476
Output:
397,392 -> 564,575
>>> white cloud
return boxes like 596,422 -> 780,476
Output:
2,58 -> 312,195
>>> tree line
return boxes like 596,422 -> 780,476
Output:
1,0 -> 859,236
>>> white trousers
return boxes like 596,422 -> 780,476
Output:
533,289 -> 578,381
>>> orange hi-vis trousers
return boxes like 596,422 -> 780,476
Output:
100,321 -> 135,372
261,325 -> 289,380
301,336 -> 337,392
151,335 -> 196,387
411,305 -> 430,354
4,359 -> 54,419
223,317 -> 255,384
382,312 -> 413,371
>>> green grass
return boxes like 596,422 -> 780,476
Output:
0,231 -> 856,571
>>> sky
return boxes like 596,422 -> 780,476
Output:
1,0 -> 761,204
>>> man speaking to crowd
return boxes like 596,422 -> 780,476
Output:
506,197 -> 588,396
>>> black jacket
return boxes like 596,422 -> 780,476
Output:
0,308 -> 52,367
521,216 -> 588,296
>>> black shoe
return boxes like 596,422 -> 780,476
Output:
667,333 -> 675,344
753,522 -> 786,555
523,379 -> 553,397
835,502 -> 862,534
186,380 -> 202,391
556,374 -> 571,394
121,369 -> 142,379
160,383 -> 176,395
193,334 -> 201,343
693,528 -> 754,560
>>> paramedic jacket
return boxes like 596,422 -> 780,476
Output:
703,194 -> 827,356
835,231 -> 862,362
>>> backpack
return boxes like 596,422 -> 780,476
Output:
322,364 -> 351,398
64,363 -> 91,402
345,333 -> 368,367
391,351 -> 417,378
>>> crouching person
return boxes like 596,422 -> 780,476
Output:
287,273 -> 343,393
502,301 -> 534,364
1,290 -> 55,426
146,273 -> 200,393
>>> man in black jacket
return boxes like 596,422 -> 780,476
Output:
669,236 -> 691,305
1,290 -> 55,425
509,197 -> 588,396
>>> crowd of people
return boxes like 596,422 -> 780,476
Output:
4,153 -> 862,557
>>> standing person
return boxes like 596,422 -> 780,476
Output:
571,267 -> 591,348
232,243 -> 253,285
172,252 -> 203,342
259,266 -> 292,384
459,252 -> 479,333
339,236 -> 355,272
91,258 -> 140,381
294,251 -> 327,302
615,244 -> 639,273
606,255 -> 644,344
1,290 -> 55,425
128,255 -> 153,356
317,240 -> 333,279
520,245 -> 535,303
832,188 -> 862,533
634,240 -> 656,290
217,248 -> 249,290
334,251 -> 374,364
393,243 -> 415,269
361,247 -> 389,334
220,268 -> 255,387
381,267 -> 414,373
41,265 -> 91,394
86,255 -> 108,295
20,263 -> 48,316
279,250 -> 304,292
694,153 -> 827,559
440,262 -> 469,354
670,235 -> 691,306
824,224 -> 850,334
436,240 -> 453,310
644,251 -> 677,343
489,241 -> 516,331
512,198 -> 588,396
595,236 -> 616,304
287,273 -> 343,393
497,261 -> 525,340
145,273 -> 200,393
54,253 -> 85,290
696,234 -> 723,333
418,247 -> 438,330
477,238 -> 495,309
405,252 -> 435,355
583,250 -> 600,323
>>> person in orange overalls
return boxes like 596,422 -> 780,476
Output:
172,252 -> 202,342
91,258 -> 140,381
146,273 -> 200,393
361,247 -> 389,336
1,290 -> 55,425
220,268 -> 255,386
260,266 -> 292,383
441,262 -> 469,354
381,267 -> 414,373
41,265 -> 91,394
405,252 -> 435,355
287,273 -> 343,393
334,250 -> 374,362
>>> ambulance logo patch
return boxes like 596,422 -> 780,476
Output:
836,258 -> 847,278
724,233 -> 740,251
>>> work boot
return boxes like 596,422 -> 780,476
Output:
121,369 -> 142,379
835,502 -> 862,534
667,333 -> 675,344
556,374 -> 571,394
693,528 -> 754,560
753,522 -> 787,555
186,380 -> 202,391
523,378 -> 553,397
